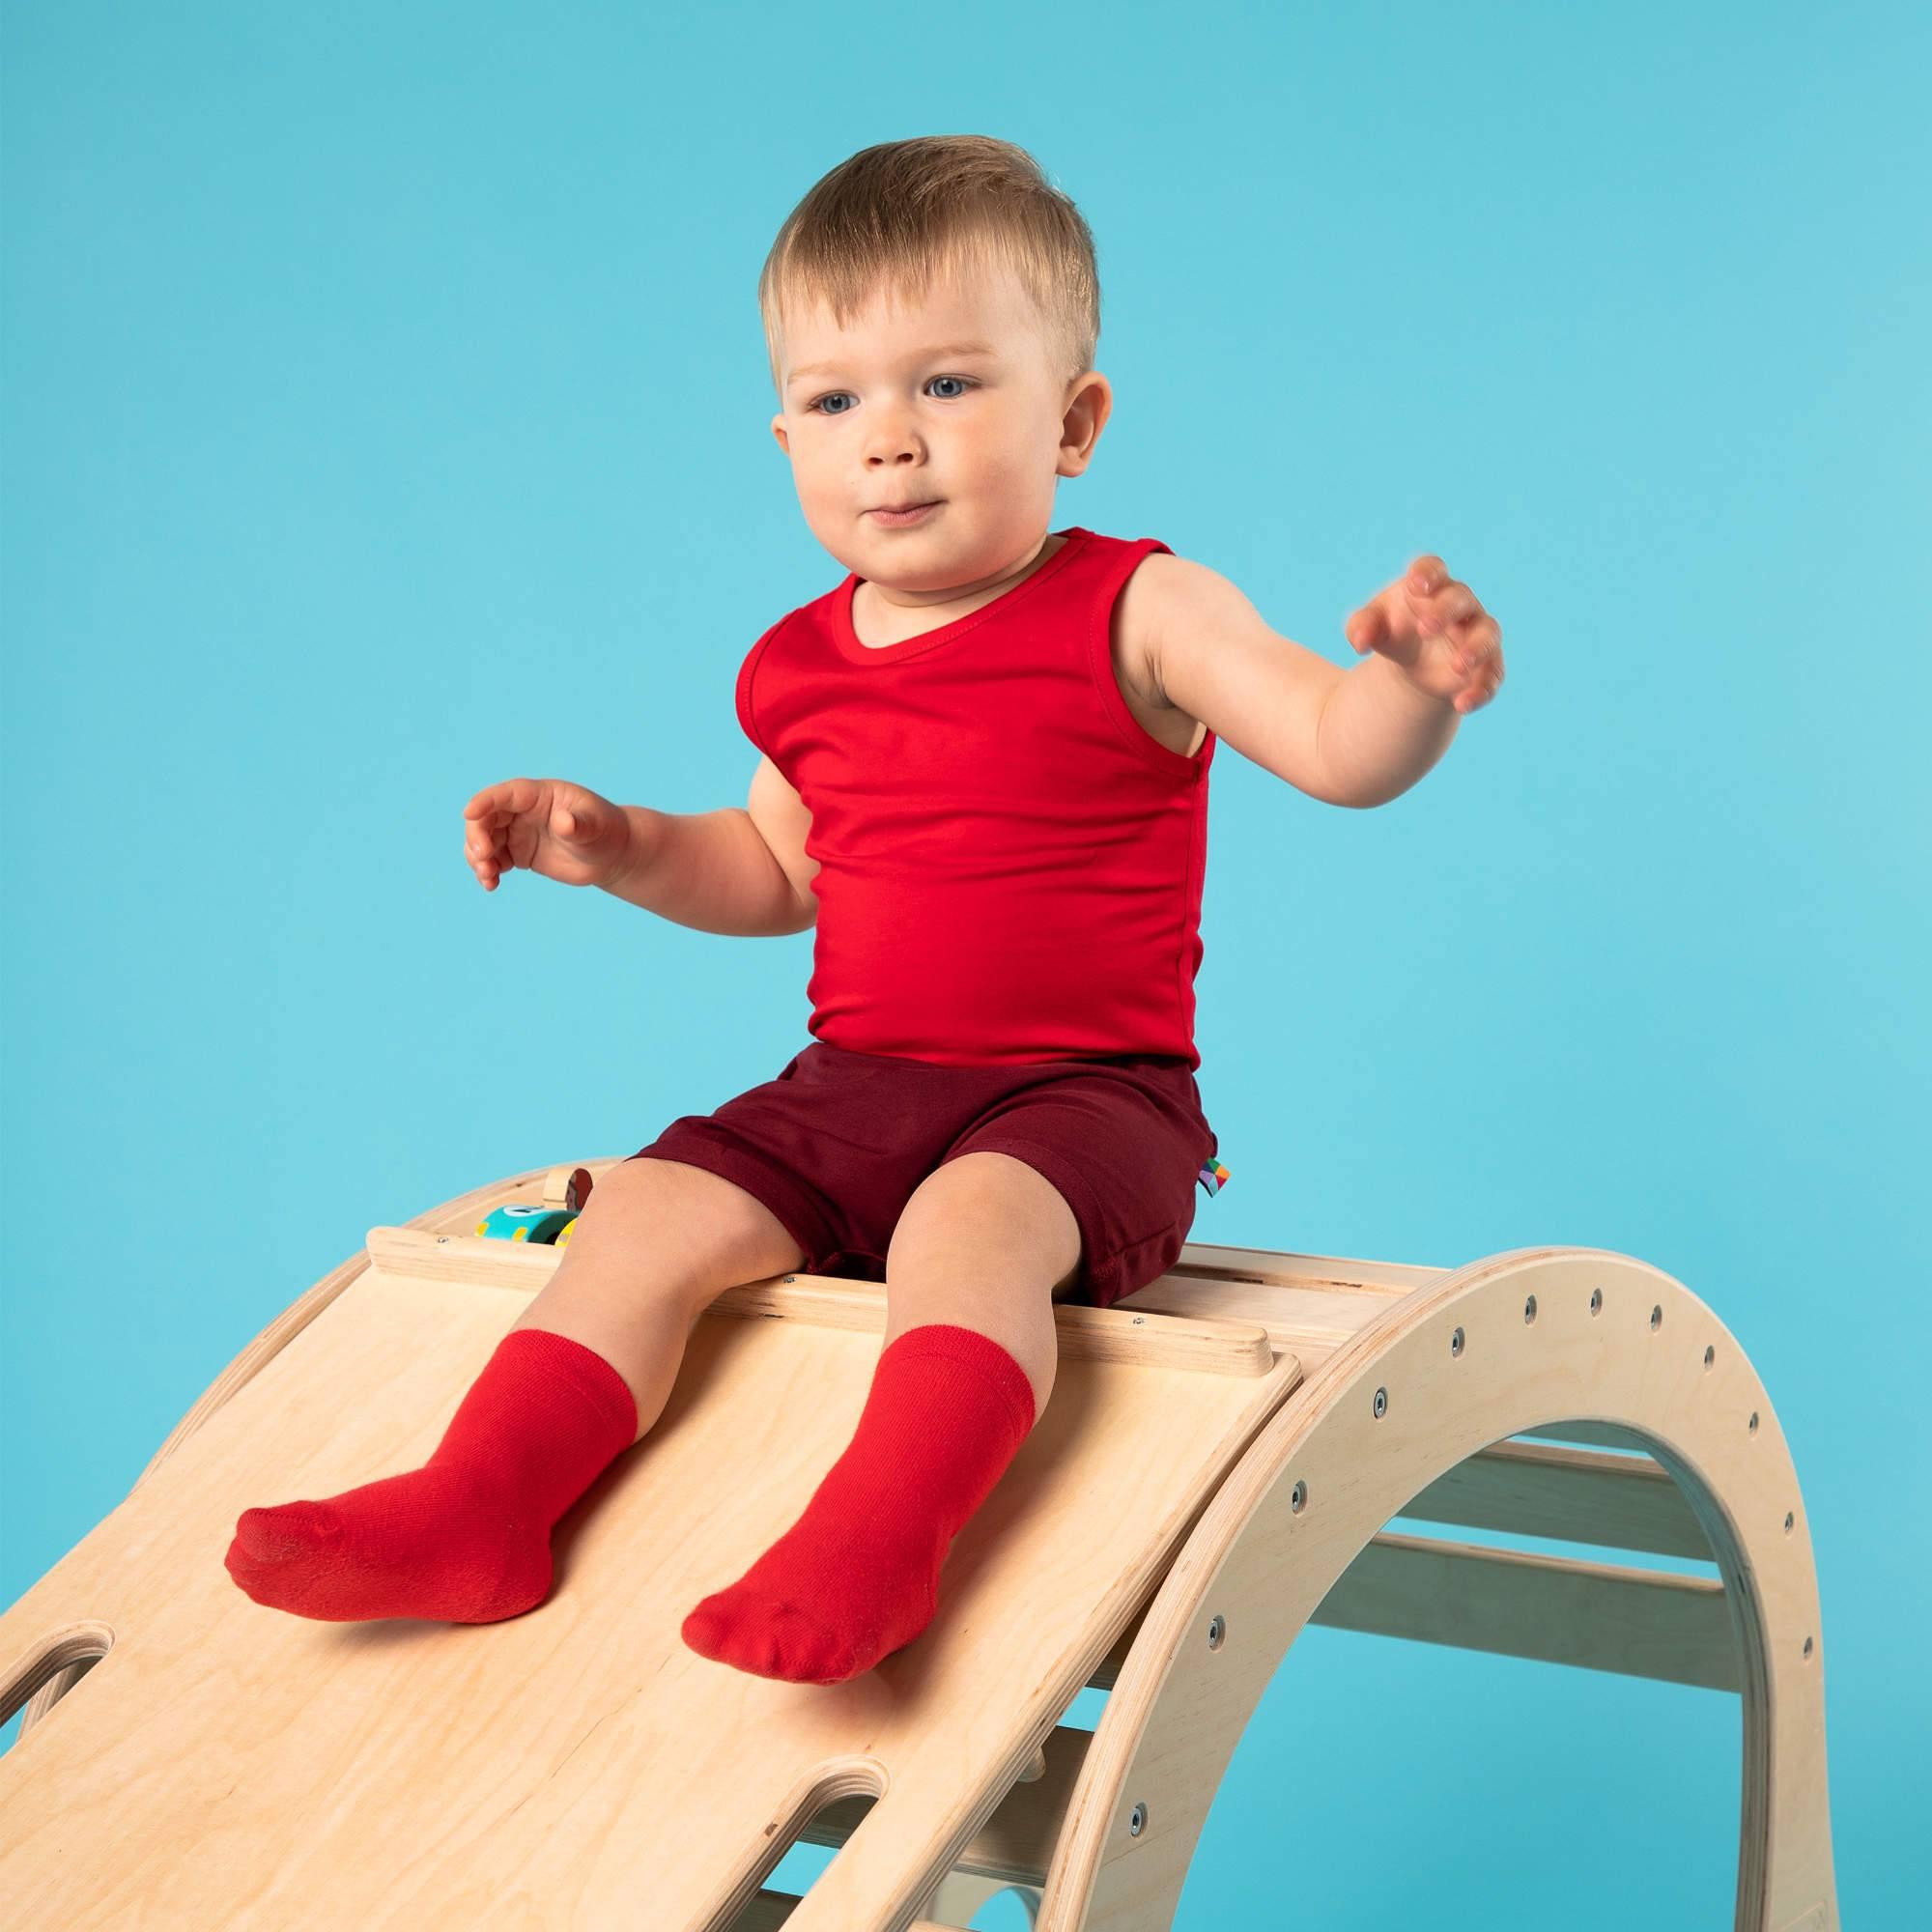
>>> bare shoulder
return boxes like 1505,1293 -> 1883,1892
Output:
1114,550 -> 1251,708
1112,549 -> 1348,798
1112,550 -> 1206,707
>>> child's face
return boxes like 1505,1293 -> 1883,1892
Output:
770,263 -> 1110,590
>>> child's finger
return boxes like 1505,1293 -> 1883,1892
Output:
1451,616 -> 1502,674
1411,579 -> 1478,618
559,793 -> 614,844
1456,662 -> 1503,710
464,781 -> 522,820
1345,600 -> 1394,652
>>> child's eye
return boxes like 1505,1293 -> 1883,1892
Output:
806,376 -> 980,416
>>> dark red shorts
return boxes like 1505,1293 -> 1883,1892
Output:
628,1039 -> 1218,1311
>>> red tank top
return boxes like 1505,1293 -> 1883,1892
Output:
735,525 -> 1215,1068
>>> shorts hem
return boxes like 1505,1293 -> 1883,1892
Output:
946,1132 -> 1179,1312
628,1126 -> 841,1278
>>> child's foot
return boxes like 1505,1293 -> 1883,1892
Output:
680,1490 -> 946,1684
681,1323 -> 1036,1684
224,1326 -> 639,1625
225,1464 -> 554,1624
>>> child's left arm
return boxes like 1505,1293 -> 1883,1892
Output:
1145,552 -> 1504,809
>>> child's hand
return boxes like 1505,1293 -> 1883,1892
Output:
463,778 -> 636,892
1343,555 -> 1505,715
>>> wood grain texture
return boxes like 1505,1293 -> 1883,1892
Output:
0,1161 -> 1838,1931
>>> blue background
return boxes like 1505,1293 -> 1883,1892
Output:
3,3 -> 1925,1924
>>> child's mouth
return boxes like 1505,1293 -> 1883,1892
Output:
867,500 -> 942,526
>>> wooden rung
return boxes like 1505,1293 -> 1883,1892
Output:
1310,1531 -> 1739,1691
1391,1437 -> 1717,1559
362,1227 -> 1280,1376
1073,1449 -> 1717,1695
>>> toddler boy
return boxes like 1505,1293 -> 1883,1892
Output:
226,135 -> 1502,1684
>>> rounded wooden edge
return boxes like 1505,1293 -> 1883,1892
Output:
1035,1245 -> 1837,1932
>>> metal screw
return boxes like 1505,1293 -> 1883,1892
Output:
1450,1326 -> 1464,1356
1650,1303 -> 1663,1330
1128,1802 -> 1147,1837
1748,1411 -> 1759,1435
1290,1480 -> 1306,1513
1589,1288 -> 1603,1315
1208,1614 -> 1225,1649
1704,1345 -> 1716,1369
1373,1386 -> 1387,1419
1784,1512 -> 1794,1532
1523,1293 -> 1538,1324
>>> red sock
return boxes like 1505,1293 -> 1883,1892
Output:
681,1322 -> 1037,1684
225,1327 -> 638,1624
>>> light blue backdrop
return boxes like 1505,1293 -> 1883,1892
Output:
3,3 -> 1924,1924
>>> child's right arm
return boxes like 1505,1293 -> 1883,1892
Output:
462,768 -> 816,938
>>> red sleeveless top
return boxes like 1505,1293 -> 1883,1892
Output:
734,525 -> 1215,1068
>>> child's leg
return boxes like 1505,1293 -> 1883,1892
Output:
226,1158 -> 807,1623
501,1156 -> 810,1442
683,1151 -> 1079,1683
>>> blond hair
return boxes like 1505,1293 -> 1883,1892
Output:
759,135 -> 1100,397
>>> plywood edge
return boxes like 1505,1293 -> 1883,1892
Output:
363,1228 -> 1282,1377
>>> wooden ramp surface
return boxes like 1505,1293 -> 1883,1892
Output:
0,1223 -> 1304,1930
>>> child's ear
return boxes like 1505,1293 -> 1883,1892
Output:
1057,371 -> 1112,476
771,414 -> 791,456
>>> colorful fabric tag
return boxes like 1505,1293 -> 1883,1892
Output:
1197,1158 -> 1231,1197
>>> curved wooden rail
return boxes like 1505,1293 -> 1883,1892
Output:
1034,1245 -> 1837,1932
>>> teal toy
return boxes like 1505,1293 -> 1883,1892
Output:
474,1203 -> 575,1243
